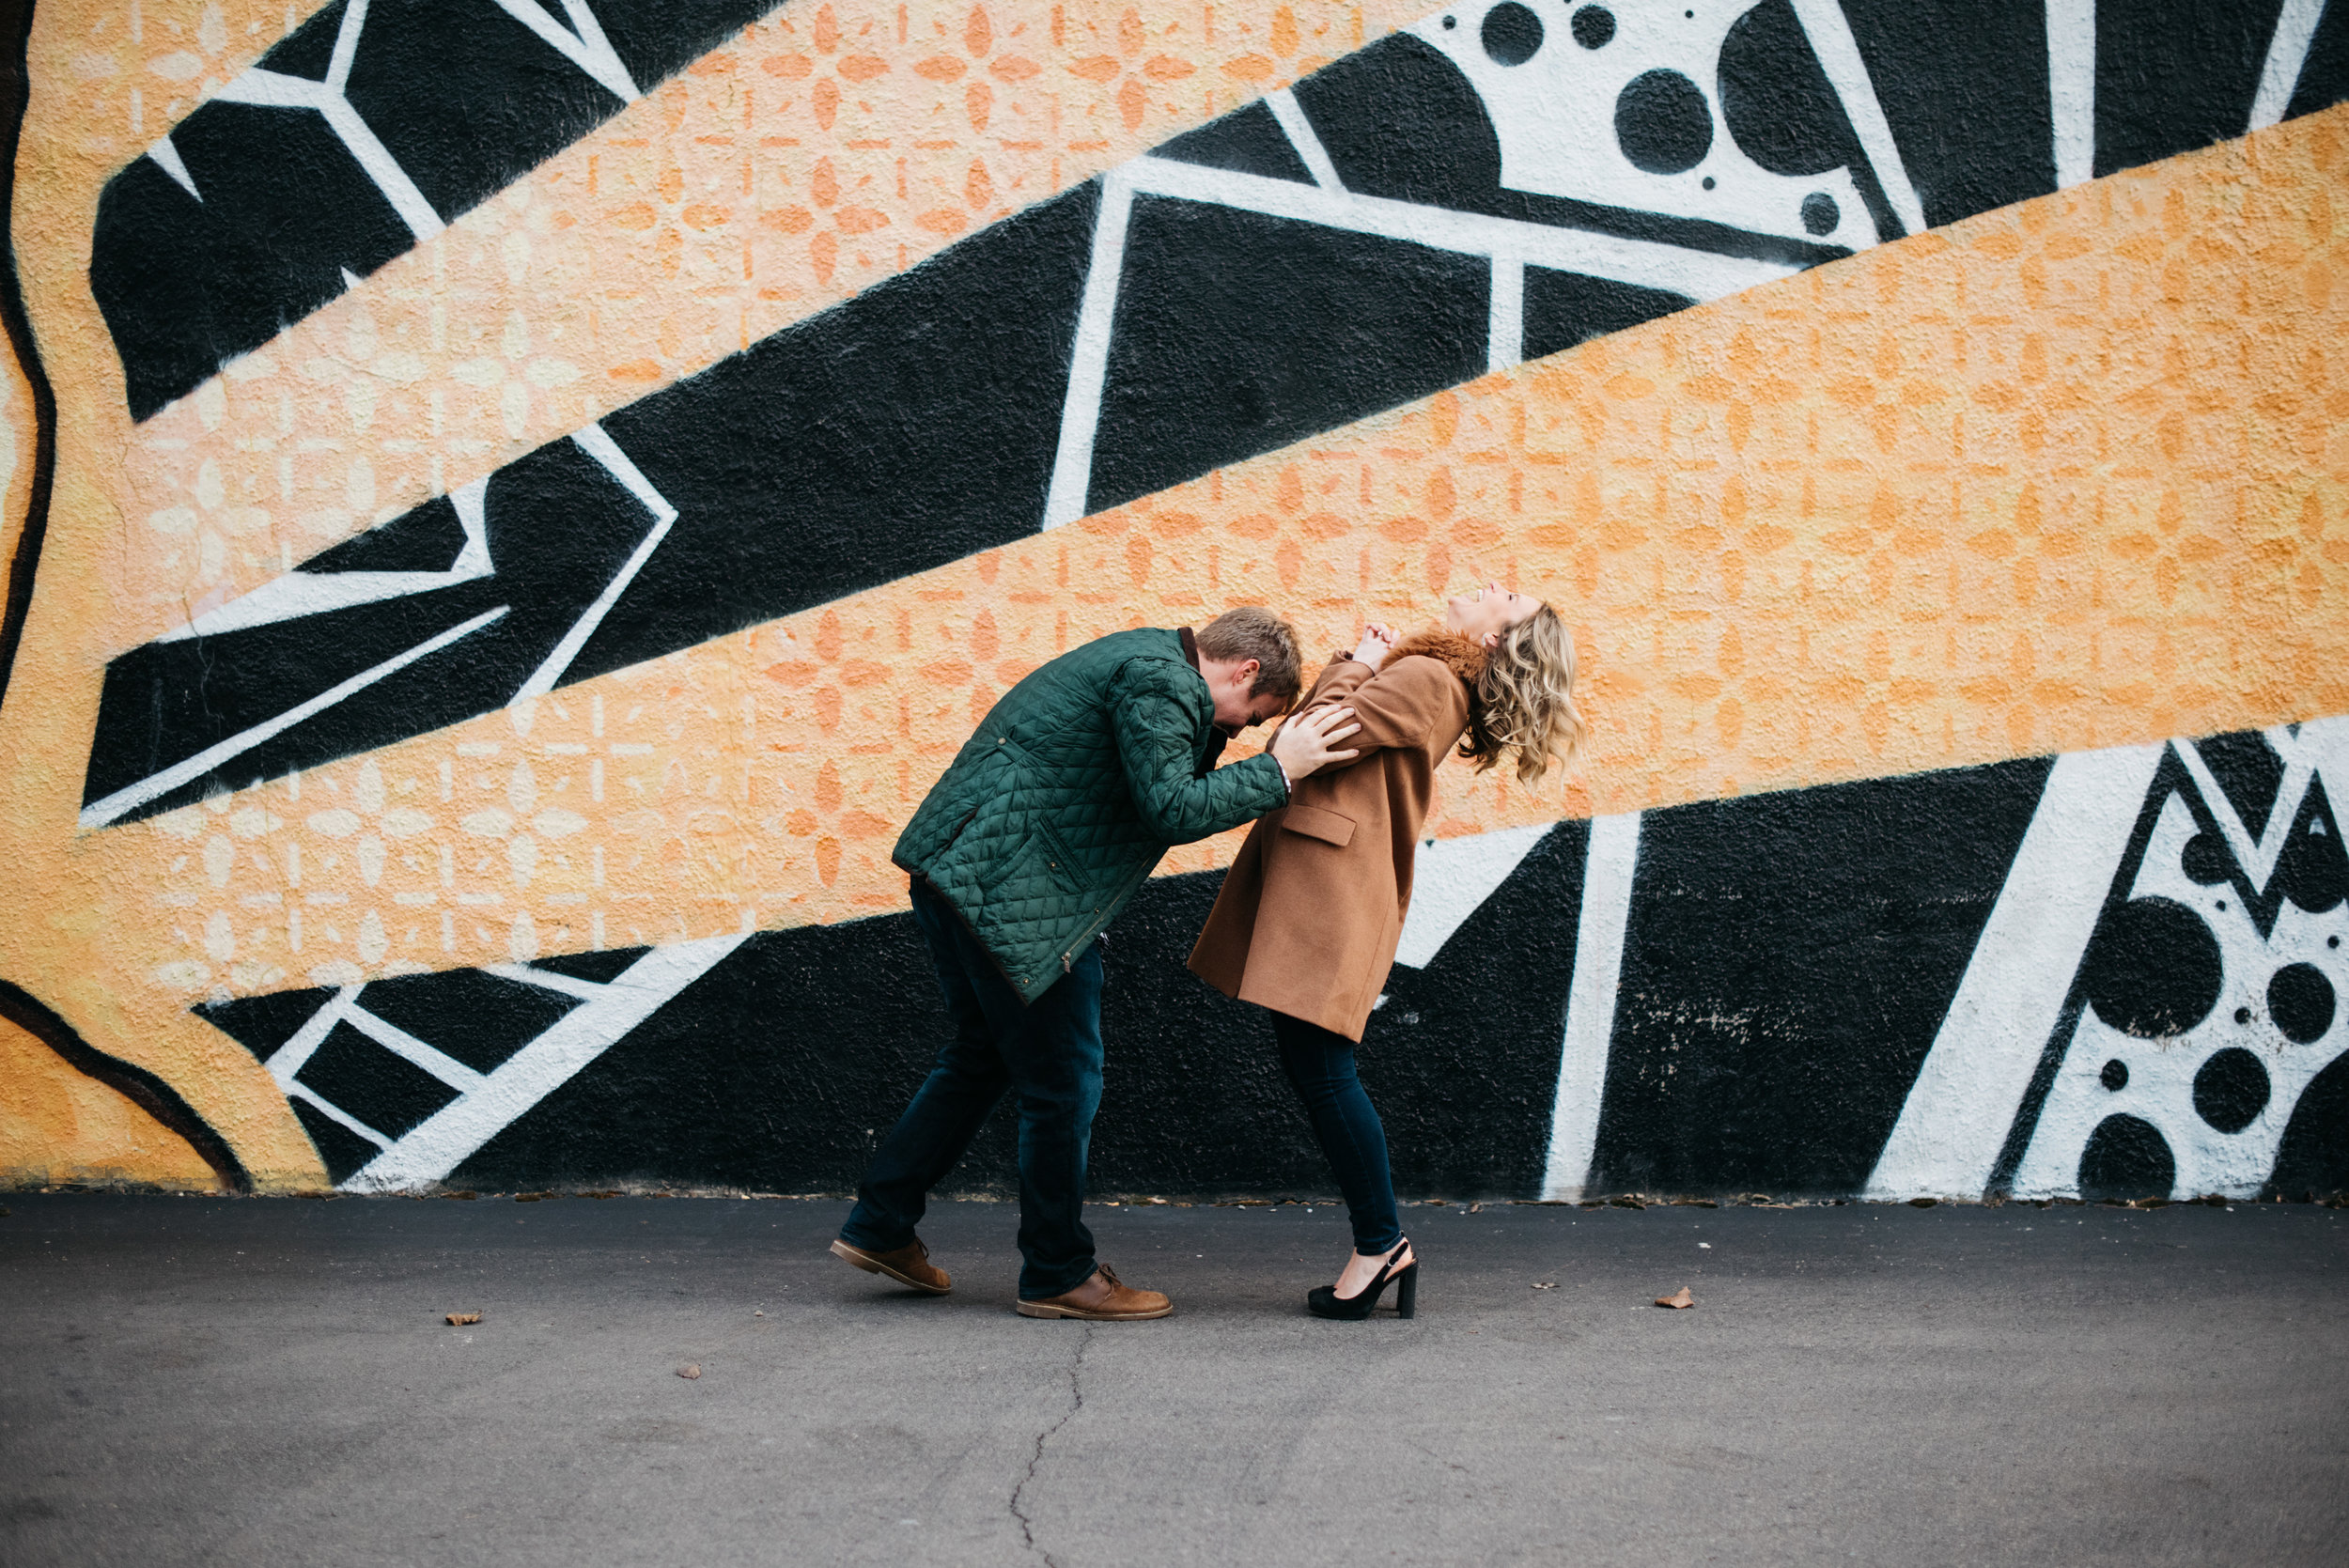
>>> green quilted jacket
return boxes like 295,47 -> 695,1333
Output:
893,627 -> 1289,1001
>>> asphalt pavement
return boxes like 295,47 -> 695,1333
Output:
3,1190 -> 2344,1567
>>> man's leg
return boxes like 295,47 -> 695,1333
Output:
838,880 -> 1015,1254
998,943 -> 1106,1300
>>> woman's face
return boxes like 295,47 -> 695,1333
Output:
1445,581 -> 1539,646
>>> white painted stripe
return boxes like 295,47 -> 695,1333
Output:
571,423 -> 679,524
343,1003 -> 489,1094
484,962 -> 612,1001
508,427 -> 678,703
162,570 -> 489,642
1123,157 -> 1796,303
80,606 -> 508,829
1263,87 -> 1345,192
1392,821 -> 1550,969
286,1082 -> 393,1149
1540,812 -> 1641,1202
1861,743 -> 2163,1201
211,67 -> 327,111
325,0 -> 367,92
2047,0 -> 2097,189
449,476 -> 492,572
1487,255 -> 1524,373
263,986 -> 361,1087
488,0 -> 643,103
2250,0 -> 2327,131
342,934 -> 749,1191
148,135 -> 200,201
1039,172 -> 1136,530
1788,0 -> 1927,237
318,96 -> 445,241
162,476 -> 493,643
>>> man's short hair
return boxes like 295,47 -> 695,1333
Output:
1195,606 -> 1302,702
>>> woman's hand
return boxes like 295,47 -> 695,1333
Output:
1350,623 -> 1399,671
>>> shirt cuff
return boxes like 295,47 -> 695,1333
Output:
1272,753 -> 1292,799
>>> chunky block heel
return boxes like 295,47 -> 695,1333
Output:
1394,1261 -> 1418,1319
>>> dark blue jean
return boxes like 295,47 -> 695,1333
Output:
840,877 -> 1104,1299
1272,1012 -> 1403,1256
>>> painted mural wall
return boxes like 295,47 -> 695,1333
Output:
2,0 -> 2346,1202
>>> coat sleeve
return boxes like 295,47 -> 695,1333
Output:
1108,659 -> 1289,845
1298,656 -> 1459,770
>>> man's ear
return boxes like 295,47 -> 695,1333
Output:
1238,658 -> 1260,685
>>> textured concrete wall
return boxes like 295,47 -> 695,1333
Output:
3,0 -> 2345,1200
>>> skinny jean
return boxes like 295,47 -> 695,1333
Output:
1271,1012 -> 1403,1256
840,877 -> 1104,1299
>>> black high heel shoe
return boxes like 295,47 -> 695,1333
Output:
1306,1238 -> 1418,1320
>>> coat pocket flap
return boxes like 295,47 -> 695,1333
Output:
1281,804 -> 1356,847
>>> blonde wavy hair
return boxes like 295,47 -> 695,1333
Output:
1461,602 -> 1586,786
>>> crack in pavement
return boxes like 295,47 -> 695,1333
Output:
1008,1322 -> 1094,1566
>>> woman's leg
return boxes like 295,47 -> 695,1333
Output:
1271,1012 -> 1402,1256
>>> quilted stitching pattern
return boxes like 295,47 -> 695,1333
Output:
895,628 -> 1285,1000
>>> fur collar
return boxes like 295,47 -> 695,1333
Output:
1386,629 -> 1487,690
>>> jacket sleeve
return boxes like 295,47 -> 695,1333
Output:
1108,660 -> 1289,845
1281,656 -> 1459,778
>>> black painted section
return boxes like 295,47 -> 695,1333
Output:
86,180 -> 1093,817
2269,1048 -> 2349,1197
1590,757 -> 2051,1197
571,184 -> 1097,684
300,494 -> 469,575
84,436 -> 665,816
1152,101 -> 1313,183
2287,0 -> 2349,118
2093,0 -> 2286,178
89,0 -> 780,419
1837,0 -> 2053,228
1521,267 -> 1691,361
288,1098 -> 378,1186
1087,198 -> 1488,514
2196,731 -> 2286,837
341,0 -> 624,222
2077,1112 -> 2174,1199
91,102 -> 415,421
530,947 -> 650,984
356,969 -> 581,1075
194,986 -> 334,1063
293,1021 -> 459,1140
450,831 -> 1584,1197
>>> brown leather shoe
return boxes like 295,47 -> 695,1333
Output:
1015,1264 -> 1172,1320
830,1236 -> 951,1295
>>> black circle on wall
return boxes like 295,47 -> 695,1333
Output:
2100,1058 -> 2129,1091
1570,5 -> 1614,48
1800,193 -> 1839,235
2192,1047 -> 2271,1133
1615,70 -> 1712,174
2181,831 -> 2234,884
2267,962 -> 2336,1044
2078,1114 -> 2174,1201
2080,896 -> 2224,1038
1481,2 -> 1545,65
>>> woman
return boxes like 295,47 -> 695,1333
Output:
1188,582 -> 1585,1319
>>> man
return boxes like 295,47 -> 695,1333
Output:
830,608 -> 1361,1319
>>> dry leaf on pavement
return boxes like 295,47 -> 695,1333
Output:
444,1312 -> 482,1326
677,1364 -> 702,1380
1654,1287 -> 1695,1310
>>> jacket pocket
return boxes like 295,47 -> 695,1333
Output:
1280,803 -> 1356,847
981,821 -> 1087,899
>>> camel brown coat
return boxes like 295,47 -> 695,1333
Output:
1187,631 -> 1486,1042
